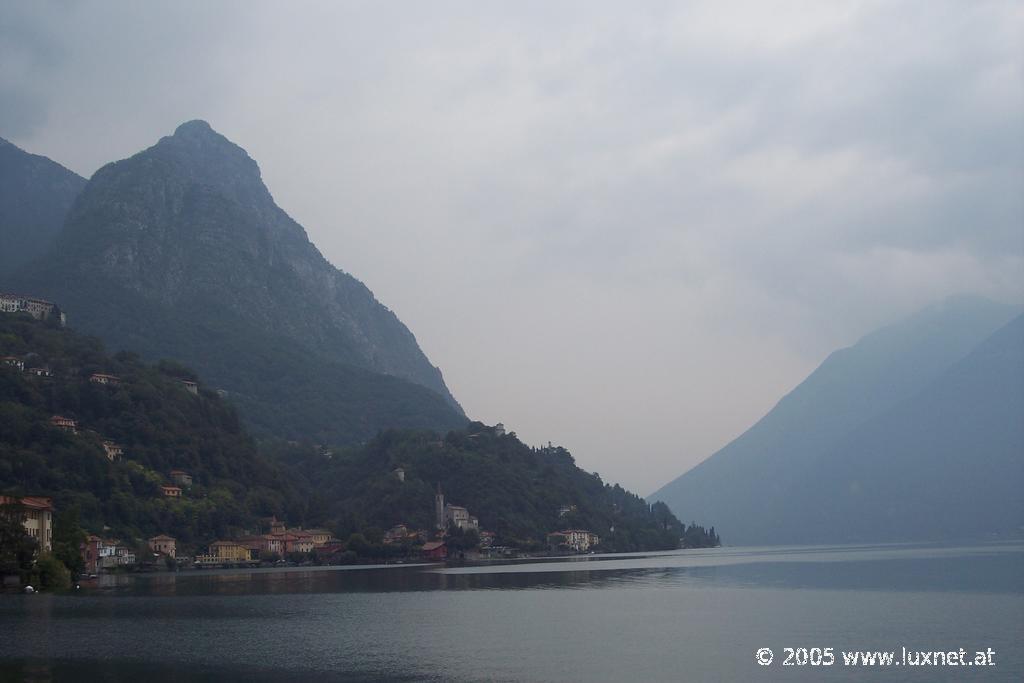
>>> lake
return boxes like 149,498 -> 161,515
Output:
2,543 -> 1022,681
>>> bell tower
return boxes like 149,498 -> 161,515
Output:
435,483 -> 445,530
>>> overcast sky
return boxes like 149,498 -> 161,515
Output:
3,0 -> 1022,494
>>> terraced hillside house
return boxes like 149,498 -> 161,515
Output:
49,415 -> 77,433
160,485 -> 182,498
102,441 -> 124,462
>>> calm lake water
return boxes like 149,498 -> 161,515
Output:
2,543 -> 1022,682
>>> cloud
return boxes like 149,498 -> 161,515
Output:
2,0 -> 1021,494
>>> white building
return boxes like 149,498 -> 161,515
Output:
445,504 -> 479,532
547,529 -> 600,552
0,294 -> 65,325
435,485 -> 479,531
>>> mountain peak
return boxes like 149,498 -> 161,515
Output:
174,119 -> 214,135
162,119 -> 242,154
141,120 -> 264,198
16,121 -> 466,438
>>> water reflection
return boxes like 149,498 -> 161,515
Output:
59,542 -> 1024,597
1,543 -> 1021,683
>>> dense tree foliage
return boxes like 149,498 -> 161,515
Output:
271,423 -> 720,552
0,315 -> 304,549
0,503 -> 37,580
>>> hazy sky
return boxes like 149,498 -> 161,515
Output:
3,1 -> 1022,494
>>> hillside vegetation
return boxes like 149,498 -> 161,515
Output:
272,426 -> 719,553
0,314 -> 304,548
1,316 -> 714,554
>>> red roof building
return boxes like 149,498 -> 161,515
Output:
421,541 -> 447,561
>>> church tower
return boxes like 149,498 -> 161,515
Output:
435,483 -> 445,530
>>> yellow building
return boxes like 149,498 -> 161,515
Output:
291,528 -> 333,547
0,496 -> 53,552
206,541 -> 252,562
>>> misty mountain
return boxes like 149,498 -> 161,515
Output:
0,137 -> 86,277
11,121 -> 466,443
650,296 -> 1022,545
791,312 -> 1024,542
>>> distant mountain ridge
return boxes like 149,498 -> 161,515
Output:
650,297 -> 1022,544
0,136 -> 86,277
789,311 -> 1024,542
9,121 -> 466,444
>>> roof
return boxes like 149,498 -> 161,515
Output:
169,469 -> 189,475
150,535 -> 176,542
0,293 -> 55,305
20,496 -> 53,511
160,485 -> 182,491
0,495 -> 53,511
421,541 -> 446,551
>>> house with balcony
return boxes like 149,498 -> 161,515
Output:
102,440 -> 124,462
50,415 -> 77,433
160,485 -> 182,498
89,373 -> 121,386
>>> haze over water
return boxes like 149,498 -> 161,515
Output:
2,543 -> 1021,682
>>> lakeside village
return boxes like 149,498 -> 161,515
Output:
3,486 -> 600,581
1,294 -> 603,588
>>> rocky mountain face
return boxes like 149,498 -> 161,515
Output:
0,137 -> 86,277
13,121 -> 466,444
650,296 -> 1022,545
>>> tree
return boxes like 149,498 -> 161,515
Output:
33,552 -> 71,590
0,503 -> 37,581
52,506 -> 88,575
